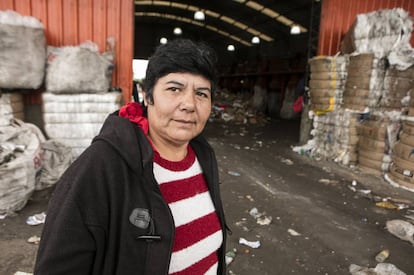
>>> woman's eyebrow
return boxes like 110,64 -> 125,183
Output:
196,87 -> 211,93
165,80 -> 184,86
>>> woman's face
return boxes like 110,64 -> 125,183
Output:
145,72 -> 212,147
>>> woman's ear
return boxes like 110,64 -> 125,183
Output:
142,90 -> 148,107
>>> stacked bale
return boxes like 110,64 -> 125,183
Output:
333,109 -> 361,166
308,55 -> 348,114
42,92 -> 122,157
356,115 -> 399,174
343,53 -> 386,112
340,8 -> 413,57
387,93 -> 414,191
310,111 -> 337,160
380,66 -> 414,112
42,40 -> 118,158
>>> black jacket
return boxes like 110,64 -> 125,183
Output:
34,113 -> 227,275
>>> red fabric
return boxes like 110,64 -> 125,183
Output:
119,102 -> 149,134
293,96 -> 303,113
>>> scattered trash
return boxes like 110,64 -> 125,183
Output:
319,178 -> 339,185
27,235 -> 41,245
26,212 -> 46,225
0,213 -> 6,219
287,228 -> 301,236
228,171 -> 241,177
351,180 -> 358,186
281,158 -> 294,165
245,195 -> 254,202
349,263 -> 406,275
225,249 -> 237,266
13,272 -> 33,275
386,219 -> 414,245
375,201 -> 399,210
375,249 -> 390,263
248,207 -> 272,225
239,237 -> 261,249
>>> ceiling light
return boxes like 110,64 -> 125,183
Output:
160,37 -> 168,44
290,25 -> 300,35
173,27 -> 182,35
194,11 -> 205,21
251,36 -> 260,44
227,45 -> 235,51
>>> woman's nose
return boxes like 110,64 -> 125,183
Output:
179,90 -> 195,111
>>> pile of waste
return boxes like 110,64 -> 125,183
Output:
210,88 -> 270,126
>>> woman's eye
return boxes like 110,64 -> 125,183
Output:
196,90 -> 210,99
167,87 -> 180,92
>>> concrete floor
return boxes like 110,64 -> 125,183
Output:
1,118 -> 413,274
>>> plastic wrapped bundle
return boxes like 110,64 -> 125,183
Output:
308,55 -> 349,114
310,111 -> 338,160
343,53 -> 386,112
356,115 -> 399,175
42,92 -> 122,157
0,10 -> 46,89
386,96 -> 414,191
0,93 -> 24,126
46,41 -> 114,93
340,8 -> 413,57
333,109 -> 361,166
380,66 -> 414,112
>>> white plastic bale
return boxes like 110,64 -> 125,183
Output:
43,113 -> 110,124
0,11 -> 46,89
42,91 -> 122,103
44,123 -> 104,139
43,102 -> 120,113
46,44 -> 114,93
350,8 -> 413,57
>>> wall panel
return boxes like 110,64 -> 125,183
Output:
0,0 -> 134,103
319,0 -> 414,56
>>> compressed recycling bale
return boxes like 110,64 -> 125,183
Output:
0,10 -> 46,89
340,8 -> 413,56
42,92 -> 122,157
46,43 -> 114,93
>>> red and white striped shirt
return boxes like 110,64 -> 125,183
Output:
153,146 -> 223,275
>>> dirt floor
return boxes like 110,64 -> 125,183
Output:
1,118 -> 414,275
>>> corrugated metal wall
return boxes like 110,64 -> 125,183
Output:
0,0 -> 134,103
319,0 -> 414,56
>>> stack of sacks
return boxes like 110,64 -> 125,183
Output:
343,53 -> 386,112
42,92 -> 122,157
380,66 -> 414,112
386,94 -> 414,191
333,109 -> 360,166
310,111 -> 338,160
0,119 -> 45,216
340,8 -> 413,57
0,10 -> 46,89
0,93 -> 24,126
308,55 -> 348,115
356,115 -> 399,174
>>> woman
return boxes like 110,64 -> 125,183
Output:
34,39 -> 227,275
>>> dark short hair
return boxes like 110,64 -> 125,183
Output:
142,39 -> 217,104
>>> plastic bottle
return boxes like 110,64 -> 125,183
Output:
375,249 -> 389,263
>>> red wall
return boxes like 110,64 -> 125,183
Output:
318,0 -> 414,56
0,0 -> 134,103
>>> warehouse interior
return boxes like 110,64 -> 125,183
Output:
134,0 -> 321,120
1,0 -> 414,196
